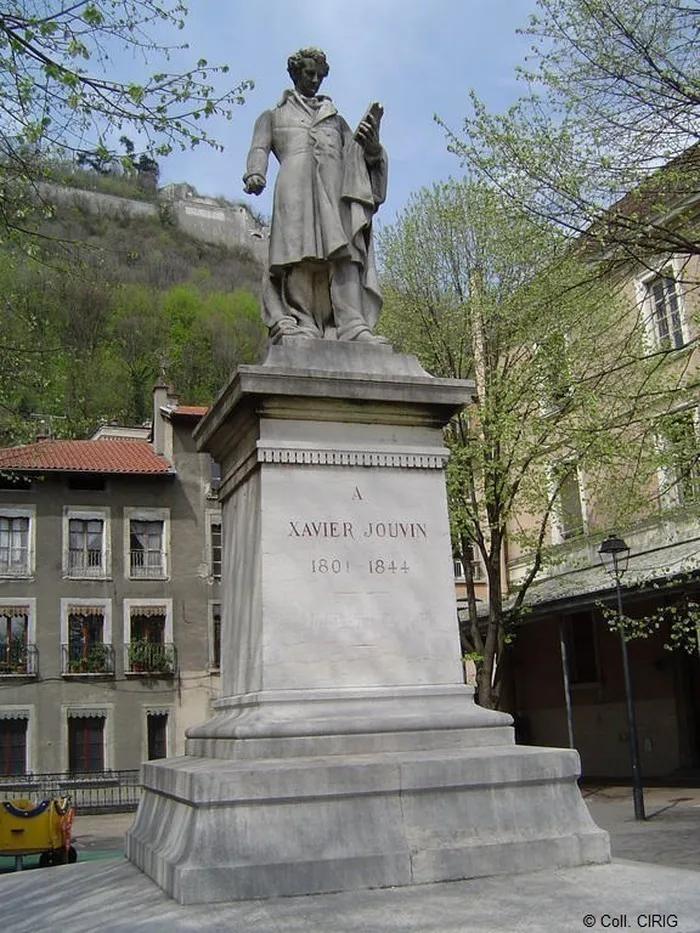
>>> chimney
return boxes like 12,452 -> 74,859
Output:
152,379 -> 172,457
35,419 -> 51,442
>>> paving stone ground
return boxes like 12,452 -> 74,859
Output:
581,784 -> 700,871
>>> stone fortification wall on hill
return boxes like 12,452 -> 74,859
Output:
39,180 -> 269,263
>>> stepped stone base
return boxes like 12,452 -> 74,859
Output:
126,738 -> 609,905
126,342 -> 609,904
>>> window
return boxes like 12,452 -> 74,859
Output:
559,474 -> 584,539
205,509 -> 222,581
130,520 -> 164,577
644,270 -> 685,350
210,602 -> 221,671
131,609 -> 165,643
125,508 -> 169,579
68,715 -> 104,773
64,508 -> 109,578
124,600 -> 174,675
537,331 -> 572,412
658,409 -> 700,507
453,544 -> 485,582
0,516 -> 29,573
563,613 -> 600,685
69,518 -> 103,573
552,464 -> 585,543
210,521 -> 222,580
0,508 -> 34,577
61,600 -> 113,675
206,457 -> 221,498
0,603 -> 35,676
147,713 -> 168,760
0,716 -> 28,775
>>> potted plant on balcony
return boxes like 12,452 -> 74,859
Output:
128,639 -> 150,673
10,634 -> 26,674
128,641 -> 172,674
1,635 -> 26,674
69,643 -> 109,674
149,646 -> 173,675
85,643 -> 109,673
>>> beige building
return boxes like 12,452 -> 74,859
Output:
503,223 -> 700,778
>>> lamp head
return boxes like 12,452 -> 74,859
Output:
599,534 -> 630,579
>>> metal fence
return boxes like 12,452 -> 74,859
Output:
0,770 -> 141,813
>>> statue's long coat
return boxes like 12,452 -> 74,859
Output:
245,90 -> 388,330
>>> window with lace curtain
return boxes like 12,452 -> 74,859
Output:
0,508 -> 34,577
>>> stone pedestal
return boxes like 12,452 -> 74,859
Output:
125,340 -> 609,904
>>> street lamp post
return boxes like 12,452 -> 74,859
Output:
599,534 -> 645,821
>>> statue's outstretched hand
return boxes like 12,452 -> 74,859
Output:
243,174 -> 266,195
355,114 -> 382,160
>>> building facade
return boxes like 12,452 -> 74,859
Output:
0,385 -> 221,776
504,239 -> 700,779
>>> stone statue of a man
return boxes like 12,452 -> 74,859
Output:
243,48 -> 389,344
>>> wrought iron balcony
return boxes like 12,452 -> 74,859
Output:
125,641 -> 176,676
0,547 -> 30,576
67,550 -> 107,578
0,643 -> 38,677
129,551 -> 166,579
61,643 -> 115,676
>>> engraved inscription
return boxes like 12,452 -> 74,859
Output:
311,558 -> 351,574
368,559 -> 410,574
310,557 -> 411,574
363,521 -> 426,539
289,520 -> 427,540
289,521 -> 355,538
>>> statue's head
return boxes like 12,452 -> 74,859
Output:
287,47 -> 329,98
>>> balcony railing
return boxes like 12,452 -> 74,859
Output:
0,770 -> 141,813
67,550 -> 106,577
0,547 -> 30,576
0,643 -> 38,677
129,550 -> 166,578
125,641 -> 176,676
61,643 -> 115,676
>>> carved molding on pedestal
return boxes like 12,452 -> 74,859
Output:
256,440 -> 449,470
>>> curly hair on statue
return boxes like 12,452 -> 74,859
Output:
287,47 -> 329,82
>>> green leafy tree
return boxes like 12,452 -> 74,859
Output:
444,0 -> 700,264
0,1 -> 251,243
0,254 -> 264,442
378,178 -> 693,708
0,255 -> 58,442
108,282 -> 166,423
161,283 -> 265,402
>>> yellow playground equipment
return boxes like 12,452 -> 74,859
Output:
0,796 -> 76,870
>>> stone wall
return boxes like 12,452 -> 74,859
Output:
38,181 -> 158,220
39,180 -> 268,264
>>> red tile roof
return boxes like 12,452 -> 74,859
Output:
0,439 -> 173,475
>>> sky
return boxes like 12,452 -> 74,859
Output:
143,0 -> 538,226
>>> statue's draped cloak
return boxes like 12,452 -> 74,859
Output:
245,90 -> 388,331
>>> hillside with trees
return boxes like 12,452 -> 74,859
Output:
0,171 -> 266,444
0,2 -> 265,444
